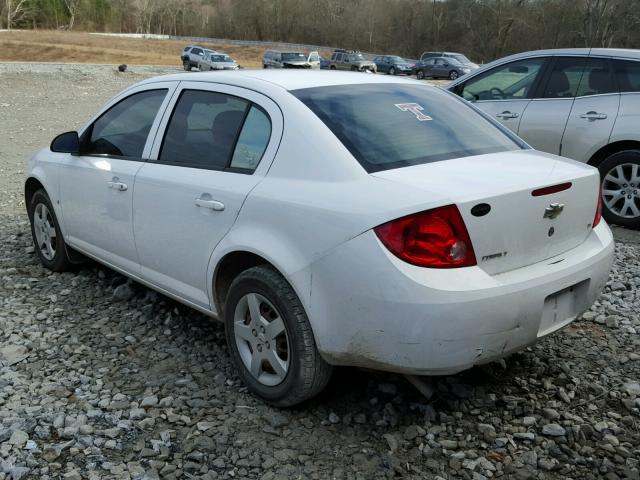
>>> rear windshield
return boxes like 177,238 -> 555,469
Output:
292,83 -> 523,173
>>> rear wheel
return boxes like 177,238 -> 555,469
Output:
598,150 -> 640,228
416,69 -> 425,80
330,65 -> 337,70
224,265 -> 332,407
449,70 -> 459,80
28,189 -> 72,272
263,64 -> 268,69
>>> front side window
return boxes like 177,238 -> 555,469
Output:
83,89 -> 167,158
462,57 -> 545,101
614,59 -> 640,93
576,58 -> 616,96
542,57 -> 587,98
293,84 -> 522,173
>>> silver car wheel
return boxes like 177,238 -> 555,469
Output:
33,203 -> 57,260
603,163 -> 640,219
233,293 -> 290,386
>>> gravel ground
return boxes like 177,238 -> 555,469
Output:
1,63 -> 639,480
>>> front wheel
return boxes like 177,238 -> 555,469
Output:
389,67 -> 396,75
183,60 -> 191,71
449,70 -> 459,80
224,266 -> 332,407
329,65 -> 337,70
28,189 -> 72,272
416,69 -> 425,80
598,150 -> 640,229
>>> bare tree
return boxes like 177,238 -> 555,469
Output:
5,0 -> 32,30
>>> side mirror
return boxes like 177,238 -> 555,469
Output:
51,131 -> 80,154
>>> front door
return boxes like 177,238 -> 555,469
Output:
458,56 -> 548,135
308,51 -> 320,69
133,82 -> 283,308
58,84 -> 175,272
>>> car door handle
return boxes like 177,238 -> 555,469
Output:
580,111 -> 607,120
195,197 -> 225,211
107,180 -> 128,191
496,111 -> 519,119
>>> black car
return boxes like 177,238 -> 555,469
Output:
413,56 -> 473,80
373,55 -> 414,75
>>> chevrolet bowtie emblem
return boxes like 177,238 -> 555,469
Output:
543,202 -> 565,219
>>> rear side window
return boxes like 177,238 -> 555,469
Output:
576,58 -> 616,96
614,59 -> 640,93
159,90 -> 271,173
83,89 -> 167,158
293,84 -> 522,173
542,57 -> 587,98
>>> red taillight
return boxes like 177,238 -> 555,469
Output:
593,181 -> 602,227
374,205 -> 477,268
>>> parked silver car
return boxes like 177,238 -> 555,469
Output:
448,48 -> 640,228
198,53 -> 239,71
181,45 -> 216,71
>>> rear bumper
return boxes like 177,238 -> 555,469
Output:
308,223 -> 614,375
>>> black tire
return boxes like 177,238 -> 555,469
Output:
183,60 -> 191,71
329,65 -> 337,70
263,64 -> 268,69
449,70 -> 459,80
598,150 -> 640,229
351,65 -> 358,71
224,265 -> 332,407
388,67 -> 396,75
416,69 -> 425,80
28,189 -> 72,272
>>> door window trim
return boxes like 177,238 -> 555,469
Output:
148,81 -> 283,177
76,82 -> 179,161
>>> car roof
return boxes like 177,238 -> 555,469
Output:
135,69 -> 430,92
487,48 -> 640,63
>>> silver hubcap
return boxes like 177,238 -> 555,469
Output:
603,163 -> 640,219
233,293 -> 289,386
33,203 -> 57,260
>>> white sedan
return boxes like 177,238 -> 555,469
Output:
25,70 -> 614,406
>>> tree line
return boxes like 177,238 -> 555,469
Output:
3,0 -> 640,62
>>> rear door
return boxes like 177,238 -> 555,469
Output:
561,57 -> 620,161
456,56 -> 548,134
58,83 -> 176,272
133,82 -> 283,308
518,56 -> 588,155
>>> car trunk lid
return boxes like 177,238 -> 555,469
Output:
371,150 -> 599,275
